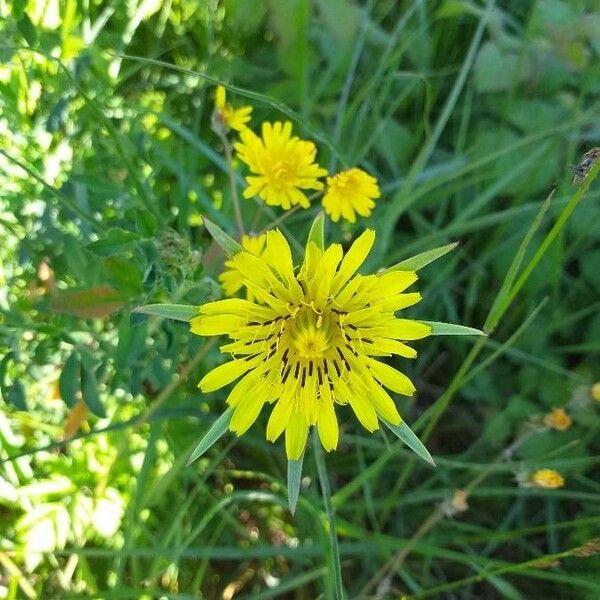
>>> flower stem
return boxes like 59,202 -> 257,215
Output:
217,130 -> 245,237
312,430 -> 345,600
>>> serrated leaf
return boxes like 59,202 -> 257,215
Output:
187,408 -> 233,465
421,321 -> 485,336
59,352 -> 80,408
307,212 -> 325,251
80,358 -> 106,417
287,455 -> 304,514
203,218 -> 243,257
382,420 -> 435,466
133,303 -> 197,322
385,242 -> 458,272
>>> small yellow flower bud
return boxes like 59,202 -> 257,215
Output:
530,469 -> 565,489
591,382 -> 600,402
543,407 -> 572,431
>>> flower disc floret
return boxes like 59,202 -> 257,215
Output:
235,121 -> 327,209
191,229 -> 430,459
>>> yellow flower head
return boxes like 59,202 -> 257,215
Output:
219,232 -> 267,300
213,85 -> 252,132
234,121 -> 327,209
591,382 -> 600,402
191,229 -> 430,459
530,469 -> 565,489
322,168 -> 381,223
543,407 -> 572,431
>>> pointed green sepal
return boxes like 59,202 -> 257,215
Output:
287,455 -> 304,514
385,242 -> 458,272
421,321 -> 485,336
382,419 -> 435,466
133,303 -> 198,322
187,407 -> 233,465
203,217 -> 243,257
307,211 -> 325,251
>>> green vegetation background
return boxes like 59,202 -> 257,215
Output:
1,0 -> 599,598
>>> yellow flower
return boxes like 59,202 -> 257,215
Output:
530,469 -> 565,489
219,233 -> 267,300
322,168 -> 381,223
191,229 -> 430,459
591,382 -> 600,402
234,121 -> 327,209
213,85 -> 252,132
543,407 -> 572,431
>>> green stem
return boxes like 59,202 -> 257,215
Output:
216,130 -> 245,237
312,430 -> 345,600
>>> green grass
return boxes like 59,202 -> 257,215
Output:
1,1 -> 600,598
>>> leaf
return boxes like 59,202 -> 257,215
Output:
50,286 -> 127,318
287,456 -> 304,514
203,217 -> 243,257
5,382 -> 27,411
80,358 -> 106,417
187,408 -> 233,465
86,228 -> 139,256
63,398 -> 89,440
17,13 -> 38,46
385,242 -> 458,272
133,303 -> 197,322
382,420 -> 435,466
115,312 -> 132,368
59,352 -> 80,408
306,211 -> 325,251
421,321 -> 486,336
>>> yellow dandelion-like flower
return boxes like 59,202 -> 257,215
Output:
543,407 -> 572,431
191,228 -> 430,459
530,469 -> 565,489
322,168 -> 381,224
213,85 -> 252,132
234,121 -> 327,209
219,233 -> 267,300
591,382 -> 600,402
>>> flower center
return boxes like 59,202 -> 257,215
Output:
269,158 -> 296,185
286,307 -> 333,360
293,325 -> 330,359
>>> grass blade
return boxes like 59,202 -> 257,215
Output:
203,218 -> 243,257
385,241 -> 459,272
421,321 -> 485,336
287,456 -> 304,515
382,420 -> 435,466
133,304 -> 197,322
187,408 -> 233,466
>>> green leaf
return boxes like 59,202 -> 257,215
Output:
6,381 -> 27,411
187,408 -> 233,465
203,217 -> 243,257
80,358 -> 106,418
287,456 -> 304,514
86,228 -> 139,257
115,312 -> 132,368
59,352 -> 80,408
306,212 -> 325,251
385,242 -> 458,272
382,420 -> 435,466
17,14 -> 38,46
50,286 -> 127,318
421,321 -> 485,336
133,303 -> 197,322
